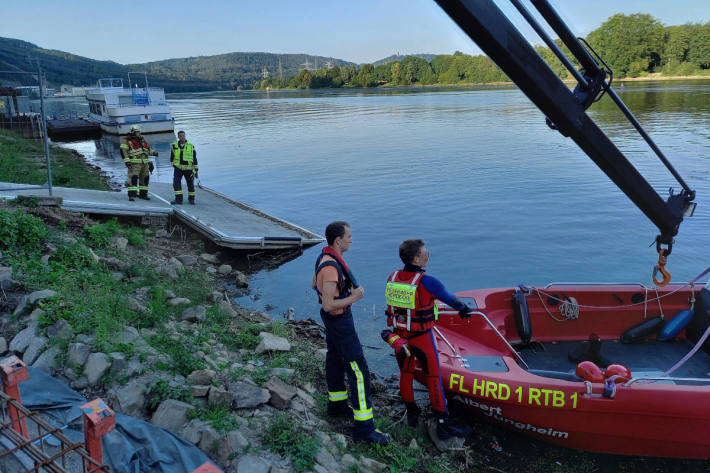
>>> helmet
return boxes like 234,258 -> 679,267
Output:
129,125 -> 141,133
575,361 -> 604,383
604,364 -> 632,383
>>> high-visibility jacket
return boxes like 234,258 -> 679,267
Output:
170,141 -> 198,171
385,269 -> 438,332
120,137 -> 155,164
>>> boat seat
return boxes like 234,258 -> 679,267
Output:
528,369 -> 583,382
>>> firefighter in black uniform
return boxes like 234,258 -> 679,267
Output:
170,130 -> 198,204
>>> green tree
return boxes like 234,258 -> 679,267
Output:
586,13 -> 665,77
391,61 -> 402,84
664,24 -> 693,67
356,64 -> 376,87
687,22 -> 710,69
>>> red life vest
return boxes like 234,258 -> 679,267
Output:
385,270 -> 438,333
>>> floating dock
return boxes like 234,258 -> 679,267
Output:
0,182 -> 324,250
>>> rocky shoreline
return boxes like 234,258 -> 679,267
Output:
0,200 -> 475,473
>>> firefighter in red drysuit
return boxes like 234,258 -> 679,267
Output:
383,238 -> 473,439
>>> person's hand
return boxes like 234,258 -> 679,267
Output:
458,307 -> 473,319
125,162 -> 131,168
148,162 -> 155,173
351,286 -> 364,302
194,171 -> 198,179
154,151 -> 159,157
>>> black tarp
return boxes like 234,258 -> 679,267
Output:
16,367 -> 215,473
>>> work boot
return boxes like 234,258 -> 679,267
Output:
139,195 -> 150,200
406,402 -> 420,427
326,401 -> 352,418
436,418 -> 472,440
353,429 -> 390,446
170,200 -> 183,205
188,199 -> 195,205
128,196 -> 135,202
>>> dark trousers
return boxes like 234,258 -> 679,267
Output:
172,167 -> 195,203
320,307 -> 375,434
396,328 -> 448,416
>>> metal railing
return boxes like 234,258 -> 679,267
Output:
0,391 -> 110,473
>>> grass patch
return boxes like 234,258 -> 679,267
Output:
147,378 -> 193,410
0,128 -> 109,190
263,413 -> 320,473
189,406 -> 241,434
150,333 -> 207,376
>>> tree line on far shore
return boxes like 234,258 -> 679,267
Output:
255,14 -> 710,90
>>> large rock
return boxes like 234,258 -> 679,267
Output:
85,352 -> 111,386
234,271 -> 249,288
108,380 -> 147,417
316,446 -> 340,473
23,336 -> 48,365
177,254 -> 198,266
0,337 -> 7,354
47,319 -> 72,340
67,342 -> 91,366
264,376 -> 297,410
12,295 -> 29,316
168,297 -> 191,306
110,236 -> 128,251
199,253 -> 220,264
28,289 -> 57,305
255,332 -> 291,354
208,387 -> 233,408
9,325 -> 37,353
180,419 -> 210,445
229,381 -> 270,409
151,399 -> 194,434
181,305 -> 207,322
187,369 -> 216,385
218,300 -> 237,318
116,326 -> 140,344
32,346 -> 60,375
236,455 -> 269,473
217,264 -> 232,275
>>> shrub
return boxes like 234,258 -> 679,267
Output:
263,413 -> 320,472
0,209 -> 48,251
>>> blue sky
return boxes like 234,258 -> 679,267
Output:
4,0 -> 709,64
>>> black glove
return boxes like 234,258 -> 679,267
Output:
458,307 -> 473,319
148,162 -> 155,173
125,162 -> 131,168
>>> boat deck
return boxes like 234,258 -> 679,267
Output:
0,182 -> 323,250
521,338 -> 710,379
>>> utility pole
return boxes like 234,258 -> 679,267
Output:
37,61 -> 52,195
278,57 -> 283,78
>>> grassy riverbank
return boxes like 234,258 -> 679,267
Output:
0,128 -> 109,190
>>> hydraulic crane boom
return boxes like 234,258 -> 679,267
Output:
434,0 -> 696,260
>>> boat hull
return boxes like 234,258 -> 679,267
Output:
427,284 -> 710,459
98,119 -> 175,135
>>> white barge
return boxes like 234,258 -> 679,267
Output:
85,74 -> 174,134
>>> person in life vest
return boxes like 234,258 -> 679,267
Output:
312,221 -> 390,445
120,125 -> 158,201
384,238 -> 473,440
170,130 -> 199,205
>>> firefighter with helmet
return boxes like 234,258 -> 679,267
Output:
120,125 -> 158,201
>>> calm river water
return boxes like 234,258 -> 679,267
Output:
60,81 -> 710,373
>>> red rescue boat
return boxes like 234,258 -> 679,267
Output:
427,281 -> 710,459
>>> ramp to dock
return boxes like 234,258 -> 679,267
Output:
0,182 -> 323,250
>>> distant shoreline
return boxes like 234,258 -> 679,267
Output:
255,74 -> 709,92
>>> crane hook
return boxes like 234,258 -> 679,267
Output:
652,249 -> 671,287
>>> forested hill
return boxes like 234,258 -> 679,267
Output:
372,54 -> 436,67
0,37 -> 355,92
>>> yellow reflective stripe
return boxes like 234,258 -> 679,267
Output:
328,391 -> 348,402
349,361 -> 369,413
434,303 -> 439,321
385,281 -> 417,309
387,335 -> 400,347
353,408 -> 373,421
174,191 -> 183,195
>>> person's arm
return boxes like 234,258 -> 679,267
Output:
170,146 -> 175,165
321,281 -> 364,313
120,143 -> 130,166
420,275 -> 465,310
